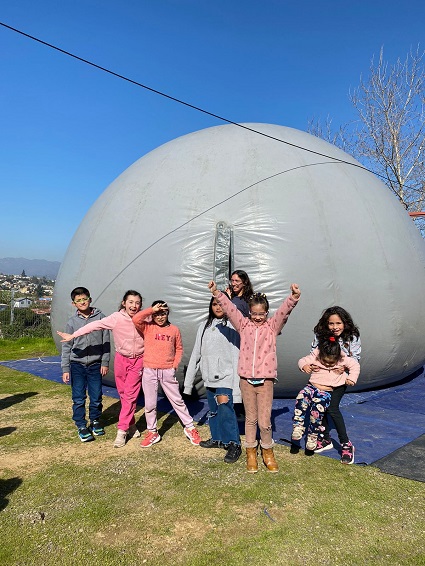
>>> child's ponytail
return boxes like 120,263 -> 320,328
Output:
317,334 -> 342,365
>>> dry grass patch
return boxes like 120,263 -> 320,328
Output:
1,364 -> 425,565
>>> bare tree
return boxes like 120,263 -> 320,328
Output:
308,47 -> 425,232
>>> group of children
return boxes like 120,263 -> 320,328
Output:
58,271 -> 361,471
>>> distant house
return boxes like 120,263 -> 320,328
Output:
13,297 -> 32,308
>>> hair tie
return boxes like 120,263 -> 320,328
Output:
329,336 -> 336,342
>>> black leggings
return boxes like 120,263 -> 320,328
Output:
322,384 -> 349,444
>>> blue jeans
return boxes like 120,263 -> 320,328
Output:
70,362 -> 103,429
206,387 -> 240,446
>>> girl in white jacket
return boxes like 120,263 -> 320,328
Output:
184,297 -> 242,464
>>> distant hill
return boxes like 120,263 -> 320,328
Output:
0,258 -> 61,279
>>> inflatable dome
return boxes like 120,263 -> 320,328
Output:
51,123 -> 425,397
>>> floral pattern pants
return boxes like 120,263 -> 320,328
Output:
292,383 -> 332,438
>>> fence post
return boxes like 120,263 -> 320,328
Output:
10,289 -> 14,325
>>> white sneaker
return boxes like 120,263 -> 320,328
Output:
113,429 -> 127,448
291,426 -> 304,441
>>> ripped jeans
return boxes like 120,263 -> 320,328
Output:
206,387 -> 240,446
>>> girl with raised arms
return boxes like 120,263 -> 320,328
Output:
208,280 -> 301,473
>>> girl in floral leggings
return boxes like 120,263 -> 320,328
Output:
292,335 -> 360,454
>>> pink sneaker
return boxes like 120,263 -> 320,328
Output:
140,431 -> 161,448
184,427 -> 201,446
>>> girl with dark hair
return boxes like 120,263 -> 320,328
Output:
292,335 -> 360,454
58,290 -> 144,448
132,300 -> 201,448
184,296 -> 242,463
228,269 -> 254,317
307,306 -> 361,464
209,281 -> 301,474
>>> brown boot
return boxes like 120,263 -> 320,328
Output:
246,447 -> 258,473
261,447 -> 279,473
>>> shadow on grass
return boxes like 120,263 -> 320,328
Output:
0,426 -> 17,437
0,392 -> 38,411
100,400 -> 121,427
0,477 -> 22,511
101,399 -> 147,433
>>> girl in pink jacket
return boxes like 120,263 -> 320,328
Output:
208,281 -> 301,473
58,290 -> 144,448
292,335 -> 360,456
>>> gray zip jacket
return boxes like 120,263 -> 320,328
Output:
183,318 -> 241,403
61,307 -> 110,373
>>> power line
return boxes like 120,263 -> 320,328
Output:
0,21 -> 368,171
0,20 -> 419,199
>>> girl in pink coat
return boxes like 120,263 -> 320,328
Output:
208,280 -> 301,473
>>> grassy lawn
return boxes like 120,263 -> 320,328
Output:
1,341 -> 425,565
0,337 -> 59,361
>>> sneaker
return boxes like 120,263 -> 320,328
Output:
199,438 -> 221,449
291,425 -> 304,441
113,429 -> 127,448
90,420 -> 105,436
306,434 -> 318,451
78,426 -> 94,443
224,443 -> 242,464
315,436 -> 333,453
184,427 -> 201,446
128,424 -> 141,438
140,431 -> 161,448
341,441 -> 355,465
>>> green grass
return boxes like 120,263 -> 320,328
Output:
0,336 -> 58,361
1,353 -> 425,565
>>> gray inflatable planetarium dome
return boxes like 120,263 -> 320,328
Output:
51,123 -> 425,397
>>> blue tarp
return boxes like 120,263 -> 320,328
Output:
2,356 -> 424,467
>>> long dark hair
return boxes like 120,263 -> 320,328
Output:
118,290 -> 143,311
314,306 -> 360,342
201,296 -> 227,343
230,269 -> 254,301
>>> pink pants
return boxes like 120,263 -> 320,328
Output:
143,368 -> 194,432
114,352 -> 143,431
239,378 -> 274,449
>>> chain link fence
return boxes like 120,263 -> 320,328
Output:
0,291 -> 52,339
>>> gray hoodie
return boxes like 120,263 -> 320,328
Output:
61,307 -> 110,373
184,318 -> 241,403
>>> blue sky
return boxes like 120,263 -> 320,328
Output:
1,1 -> 424,261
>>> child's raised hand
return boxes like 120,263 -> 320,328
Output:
152,302 -> 168,313
208,281 -> 218,294
57,331 -> 73,342
291,283 -> 301,299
